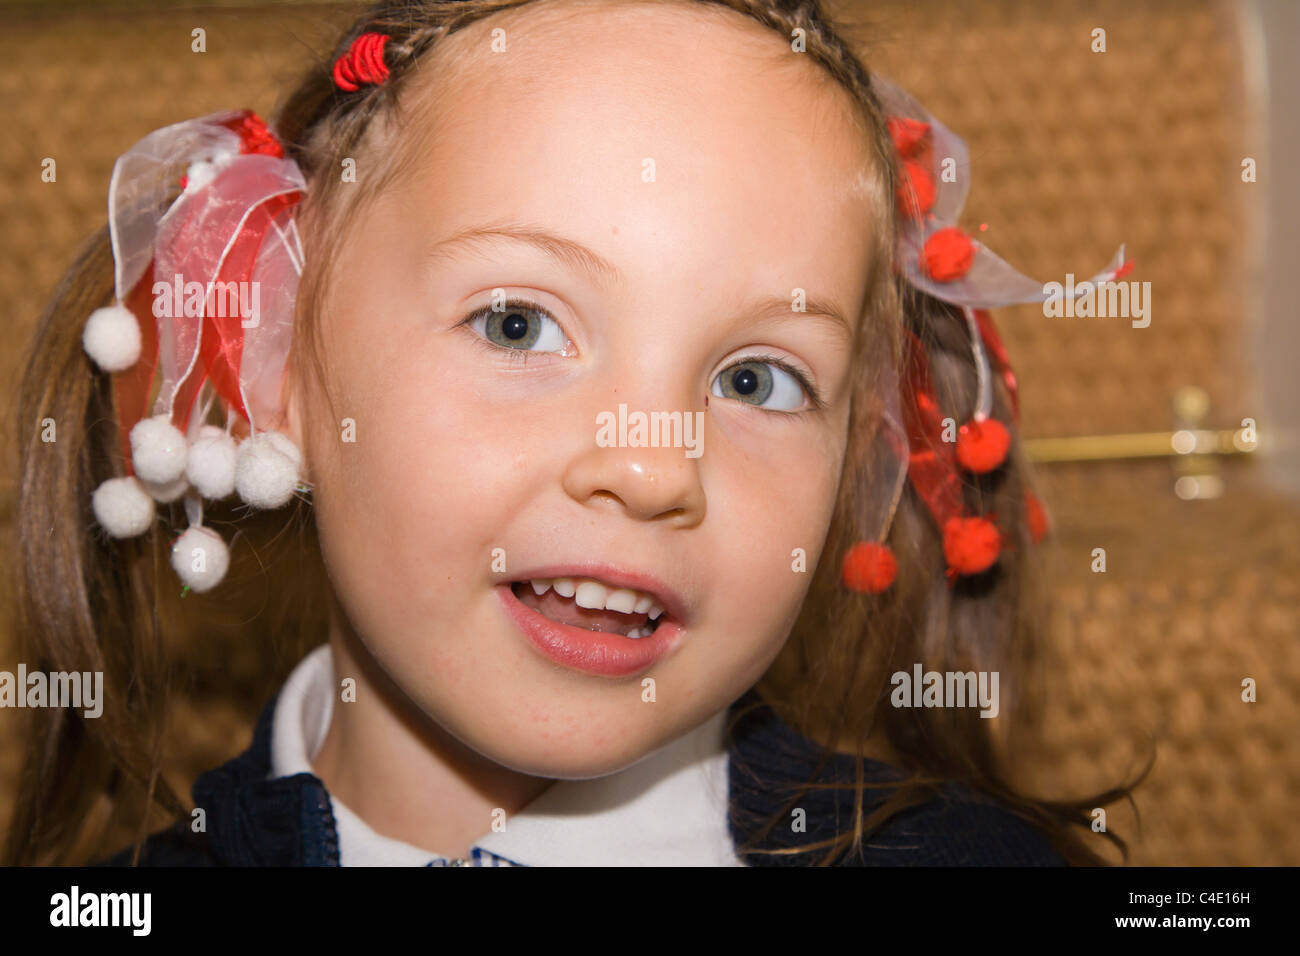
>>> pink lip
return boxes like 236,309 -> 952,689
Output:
496,583 -> 687,678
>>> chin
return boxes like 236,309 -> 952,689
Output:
443,697 -> 680,781
473,727 -> 661,780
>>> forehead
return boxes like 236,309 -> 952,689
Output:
398,0 -> 872,151
371,0 -> 879,304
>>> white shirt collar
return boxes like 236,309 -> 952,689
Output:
270,645 -> 744,866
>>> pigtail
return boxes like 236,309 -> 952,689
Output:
881,290 -> 1151,865
4,0 -> 490,868
698,0 -> 1153,868
5,226 -> 183,865
2,0 -> 475,869
742,283 -> 1152,867
7,225 -> 331,865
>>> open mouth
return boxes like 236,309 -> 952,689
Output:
509,577 -> 667,640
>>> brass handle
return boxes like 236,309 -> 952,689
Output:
1024,427 -> 1261,464
1021,388 -> 1266,500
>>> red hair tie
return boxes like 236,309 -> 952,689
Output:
333,32 -> 391,91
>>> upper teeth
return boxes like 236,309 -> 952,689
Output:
528,577 -> 664,621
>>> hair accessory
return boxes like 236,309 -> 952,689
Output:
843,77 -> 1132,591
840,359 -> 909,594
1025,490 -> 1050,544
841,540 -> 898,593
83,109 -> 308,593
333,32 -> 391,91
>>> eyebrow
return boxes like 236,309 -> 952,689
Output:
425,224 -> 624,289
425,224 -> 854,340
734,293 -> 855,343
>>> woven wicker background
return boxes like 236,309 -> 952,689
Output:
1,0 -> 1295,865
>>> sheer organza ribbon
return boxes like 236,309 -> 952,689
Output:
862,75 -> 1132,558
106,110 -> 305,471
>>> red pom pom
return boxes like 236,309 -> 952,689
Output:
921,227 -> 976,282
887,116 -> 931,157
956,418 -> 1011,473
897,159 -> 936,221
942,516 -> 1001,576
841,541 -> 898,593
1025,491 -> 1049,544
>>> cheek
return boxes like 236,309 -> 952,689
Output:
724,420 -> 846,580
304,326 -> 518,641
669,426 -> 846,696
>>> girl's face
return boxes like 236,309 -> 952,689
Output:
291,0 -> 880,778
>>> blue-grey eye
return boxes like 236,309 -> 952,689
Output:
711,360 -> 806,411
468,303 -> 567,352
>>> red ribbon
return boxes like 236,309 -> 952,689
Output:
168,191 -> 300,433
899,328 -> 966,537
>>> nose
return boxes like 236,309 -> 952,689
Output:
562,419 -> 707,528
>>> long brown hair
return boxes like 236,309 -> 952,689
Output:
5,0 -> 1147,866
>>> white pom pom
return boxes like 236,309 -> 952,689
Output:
83,304 -> 142,373
92,476 -> 155,538
170,525 -> 230,593
130,415 -> 187,484
184,159 -> 218,191
235,432 -> 300,509
262,431 -> 303,469
186,425 -> 237,499
183,148 -> 236,192
141,474 -> 189,503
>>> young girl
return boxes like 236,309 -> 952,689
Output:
6,0 -> 1143,866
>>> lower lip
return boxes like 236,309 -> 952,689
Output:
495,583 -> 685,678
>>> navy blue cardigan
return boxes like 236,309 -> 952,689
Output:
97,689 -> 1066,866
